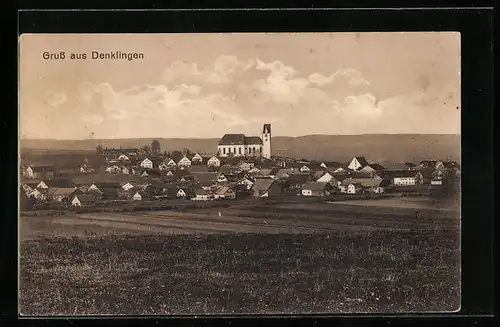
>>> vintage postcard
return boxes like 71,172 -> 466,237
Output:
19,32 -> 461,315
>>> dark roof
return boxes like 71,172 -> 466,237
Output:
252,178 -> 277,191
93,182 -> 121,189
417,168 -> 435,179
191,172 -> 218,186
287,173 -> 311,184
379,171 -> 417,179
29,165 -> 54,172
302,182 -> 330,191
218,134 -> 263,146
74,194 -> 97,203
367,163 -> 385,170
188,165 -> 208,173
353,157 -> 369,167
420,160 -> 438,166
244,136 -> 263,145
218,134 -> 246,145
46,179 -> 75,188
342,178 -> 385,188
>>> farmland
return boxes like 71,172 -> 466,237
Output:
19,198 -> 461,315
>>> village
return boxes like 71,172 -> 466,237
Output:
19,124 -> 461,211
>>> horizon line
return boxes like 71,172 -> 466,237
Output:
20,133 -> 461,141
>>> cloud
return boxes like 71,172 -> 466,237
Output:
309,68 -> 370,87
44,91 -> 67,107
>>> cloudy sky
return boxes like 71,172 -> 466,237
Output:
19,33 -> 460,139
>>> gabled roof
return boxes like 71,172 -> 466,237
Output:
380,171 -> 418,179
191,172 -> 218,186
352,156 -> 369,167
302,182 -> 329,191
73,194 -> 97,203
287,172 -> 311,184
218,134 -> 246,146
46,179 -> 76,188
244,136 -> 263,145
420,160 -> 438,166
46,187 -> 78,197
342,178 -> 385,188
215,185 -> 234,195
29,165 -> 55,172
92,182 -> 121,189
252,178 -> 277,192
365,163 -> 386,171
417,168 -> 435,179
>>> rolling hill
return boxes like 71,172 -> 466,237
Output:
19,134 -> 461,163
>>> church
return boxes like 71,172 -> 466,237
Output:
217,124 -> 271,159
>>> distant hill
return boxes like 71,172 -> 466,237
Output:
20,134 -> 461,163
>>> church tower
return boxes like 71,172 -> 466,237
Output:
262,124 -> 271,159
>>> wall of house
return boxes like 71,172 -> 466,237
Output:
394,177 -> 416,186
217,145 -> 262,157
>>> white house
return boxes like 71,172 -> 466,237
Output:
316,172 -> 335,183
301,182 -> 331,197
28,189 -> 46,201
140,158 -> 153,169
121,182 -> 135,191
177,188 -> 188,198
347,157 -> 369,171
191,153 -> 203,163
106,165 -> 122,174
216,173 -> 228,183
320,162 -> 328,169
392,172 -> 418,186
300,165 -> 311,173
158,163 -> 169,171
236,178 -> 254,190
192,189 -> 213,201
178,156 -> 192,168
207,156 -> 221,167
165,159 -> 177,168
166,170 -> 174,177
71,194 -> 96,207
132,191 -> 143,201
332,167 -> 346,173
214,186 -> 236,199
118,154 -> 130,161
36,181 -> 49,189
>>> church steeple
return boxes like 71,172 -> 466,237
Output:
262,124 -> 271,159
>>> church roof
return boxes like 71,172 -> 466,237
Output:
218,134 -> 263,146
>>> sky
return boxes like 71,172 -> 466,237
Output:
19,33 -> 461,139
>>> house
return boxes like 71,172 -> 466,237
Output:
25,165 -> 55,180
41,178 -> 76,189
176,188 -> 194,199
216,173 -> 229,184
340,178 -> 388,194
207,156 -> 221,167
360,164 -> 385,174
387,171 -> 418,186
45,187 -> 80,202
316,172 -> 335,183
191,172 -> 218,190
248,167 -> 261,175
274,168 -> 296,180
120,182 -> 136,191
36,180 -> 49,189
192,189 -> 214,201
299,165 -> 311,173
105,164 -> 122,174
87,182 -> 121,194
331,166 -> 347,173
320,162 -> 328,169
140,158 -> 154,169
214,186 -> 236,199
301,182 -> 332,197
158,163 -> 170,171
415,168 -> 434,185
284,173 -> 311,190
177,156 -> 192,168
235,177 -> 254,190
347,157 -> 369,171
164,158 -> 177,168
27,188 -> 47,201
71,194 -> 97,207
235,162 -> 255,172
383,162 -> 417,171
419,160 -> 438,168
79,164 -> 95,173
118,153 -> 130,161
217,133 -> 263,157
339,181 -> 364,194
191,153 -> 203,164
435,161 -> 461,171
251,178 -> 281,198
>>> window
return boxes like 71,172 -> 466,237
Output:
239,147 -> 242,154
223,148 -> 226,154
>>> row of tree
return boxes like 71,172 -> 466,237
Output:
96,140 -> 197,158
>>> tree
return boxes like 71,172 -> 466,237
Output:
96,145 -> 103,155
152,140 -> 161,154
142,145 -> 151,154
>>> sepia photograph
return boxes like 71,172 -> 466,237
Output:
19,32 -> 461,315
